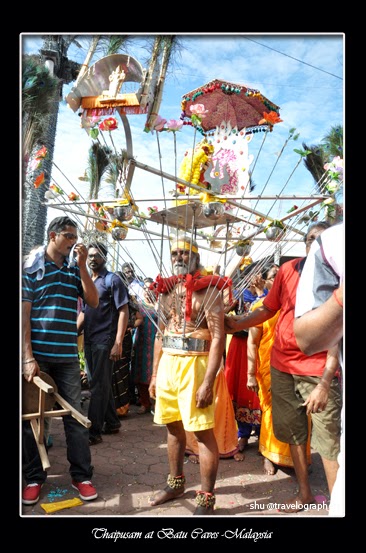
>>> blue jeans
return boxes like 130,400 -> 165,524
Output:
22,361 -> 93,485
85,343 -> 121,438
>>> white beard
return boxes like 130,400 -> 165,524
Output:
173,263 -> 189,276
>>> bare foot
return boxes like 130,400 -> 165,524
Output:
234,451 -> 245,462
263,457 -> 277,475
277,495 -> 316,513
238,437 -> 248,452
188,454 -> 200,464
149,486 -> 185,506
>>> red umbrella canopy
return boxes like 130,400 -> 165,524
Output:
181,79 -> 282,135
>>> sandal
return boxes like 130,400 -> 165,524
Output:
193,490 -> 216,515
116,404 -> 129,417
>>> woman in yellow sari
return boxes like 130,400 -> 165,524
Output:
247,265 -> 311,474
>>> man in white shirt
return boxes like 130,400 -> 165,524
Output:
121,262 -> 145,301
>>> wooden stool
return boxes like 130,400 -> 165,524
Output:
22,371 -> 91,470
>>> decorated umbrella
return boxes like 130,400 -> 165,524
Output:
181,78 -> 281,135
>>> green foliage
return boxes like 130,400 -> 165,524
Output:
302,124 -> 343,190
294,148 -> 312,157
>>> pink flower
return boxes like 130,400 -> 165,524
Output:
153,115 -> 167,131
89,116 -> 101,127
29,158 -> 42,172
81,115 -> 101,129
324,156 -> 343,172
147,205 -> 159,214
189,104 -> 208,118
166,119 -> 183,132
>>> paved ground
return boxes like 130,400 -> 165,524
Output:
21,396 -> 332,521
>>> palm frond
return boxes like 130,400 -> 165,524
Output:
96,35 -> 134,57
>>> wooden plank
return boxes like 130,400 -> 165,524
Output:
30,419 -> 50,471
53,393 -> 91,428
33,376 -> 54,393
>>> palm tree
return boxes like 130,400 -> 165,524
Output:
22,34 -> 183,254
302,124 -> 343,224
22,55 -> 59,255
22,35 -> 81,255
22,56 -> 59,163
302,124 -> 343,193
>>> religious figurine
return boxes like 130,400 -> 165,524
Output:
100,65 -> 126,99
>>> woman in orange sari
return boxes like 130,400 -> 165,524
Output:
247,265 -> 311,474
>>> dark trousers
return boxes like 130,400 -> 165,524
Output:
238,421 -> 260,439
85,343 -> 121,438
22,361 -> 93,484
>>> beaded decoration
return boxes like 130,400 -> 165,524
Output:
167,474 -> 186,489
195,490 -> 216,508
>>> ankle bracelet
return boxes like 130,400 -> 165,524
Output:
167,474 -> 186,489
195,490 -> 216,508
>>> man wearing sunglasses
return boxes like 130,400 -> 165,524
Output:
22,216 -> 99,506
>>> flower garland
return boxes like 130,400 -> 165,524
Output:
178,142 -> 214,188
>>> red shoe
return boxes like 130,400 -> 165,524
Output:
72,480 -> 98,501
22,483 -> 42,505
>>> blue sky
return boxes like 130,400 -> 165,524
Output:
21,33 -> 344,279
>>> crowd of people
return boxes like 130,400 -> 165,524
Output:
21,217 -> 344,516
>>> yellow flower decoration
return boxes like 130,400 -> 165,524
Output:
239,256 -> 253,270
199,192 -> 227,204
110,219 -> 128,230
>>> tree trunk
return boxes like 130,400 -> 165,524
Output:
22,86 -> 61,255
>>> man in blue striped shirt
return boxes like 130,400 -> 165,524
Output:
22,216 -> 99,506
